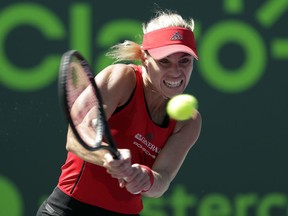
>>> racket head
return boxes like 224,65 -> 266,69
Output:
58,50 -> 120,159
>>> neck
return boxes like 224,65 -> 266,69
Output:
142,68 -> 168,125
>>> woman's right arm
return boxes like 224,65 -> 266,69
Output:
65,64 -> 136,168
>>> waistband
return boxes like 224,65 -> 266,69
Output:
46,187 -> 140,216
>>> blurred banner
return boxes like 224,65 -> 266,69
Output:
0,0 -> 287,215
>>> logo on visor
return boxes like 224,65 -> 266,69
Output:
171,32 -> 183,41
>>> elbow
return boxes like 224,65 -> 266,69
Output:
65,131 -> 77,153
66,139 -> 78,155
66,141 -> 72,152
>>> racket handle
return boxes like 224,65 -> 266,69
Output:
112,150 -> 121,160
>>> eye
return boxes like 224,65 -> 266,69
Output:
158,58 -> 169,64
179,57 -> 193,65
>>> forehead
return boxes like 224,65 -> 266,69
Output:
160,52 -> 193,59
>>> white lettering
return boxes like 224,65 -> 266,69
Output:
134,133 -> 161,153
133,141 -> 156,159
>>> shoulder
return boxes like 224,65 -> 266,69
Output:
96,64 -> 137,87
96,64 -> 138,107
174,111 -> 202,148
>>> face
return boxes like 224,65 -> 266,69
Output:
144,52 -> 194,99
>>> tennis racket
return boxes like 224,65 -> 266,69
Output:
58,50 -> 120,159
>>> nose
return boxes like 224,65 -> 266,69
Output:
170,63 -> 182,76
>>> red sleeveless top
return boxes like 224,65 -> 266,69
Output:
57,65 -> 176,214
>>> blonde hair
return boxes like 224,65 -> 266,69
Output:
106,10 -> 195,63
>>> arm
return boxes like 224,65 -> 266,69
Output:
120,111 -> 202,197
146,111 -> 201,197
66,64 -> 136,167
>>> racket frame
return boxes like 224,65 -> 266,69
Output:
59,50 -> 120,159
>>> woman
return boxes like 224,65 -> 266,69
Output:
37,9 -> 201,216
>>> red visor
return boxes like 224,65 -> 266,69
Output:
142,27 -> 198,60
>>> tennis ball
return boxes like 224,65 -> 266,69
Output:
167,94 -> 198,121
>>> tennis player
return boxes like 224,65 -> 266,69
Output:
37,9 -> 202,216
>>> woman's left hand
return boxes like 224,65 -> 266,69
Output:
103,149 -> 133,179
119,163 -> 153,194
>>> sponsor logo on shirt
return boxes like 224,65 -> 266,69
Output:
133,133 -> 161,159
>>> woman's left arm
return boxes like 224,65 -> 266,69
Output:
123,112 -> 202,197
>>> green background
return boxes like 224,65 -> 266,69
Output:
0,0 -> 287,215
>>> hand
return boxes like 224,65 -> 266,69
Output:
102,149 -> 133,179
123,164 -> 153,194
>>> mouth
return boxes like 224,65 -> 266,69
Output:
163,80 -> 183,88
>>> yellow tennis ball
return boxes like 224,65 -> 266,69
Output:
167,94 -> 198,121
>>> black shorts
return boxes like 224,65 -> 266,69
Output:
36,187 -> 140,216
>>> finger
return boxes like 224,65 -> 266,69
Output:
125,164 -> 152,193
118,149 -> 131,161
118,178 -> 126,188
131,191 -> 142,195
122,165 -> 140,182
103,153 -> 114,165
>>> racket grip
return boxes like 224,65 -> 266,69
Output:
112,150 -> 121,160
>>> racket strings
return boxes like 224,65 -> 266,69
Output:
92,117 -> 105,146
66,60 -> 90,109
65,57 -> 104,148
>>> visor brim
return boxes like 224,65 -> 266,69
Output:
147,44 -> 198,60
